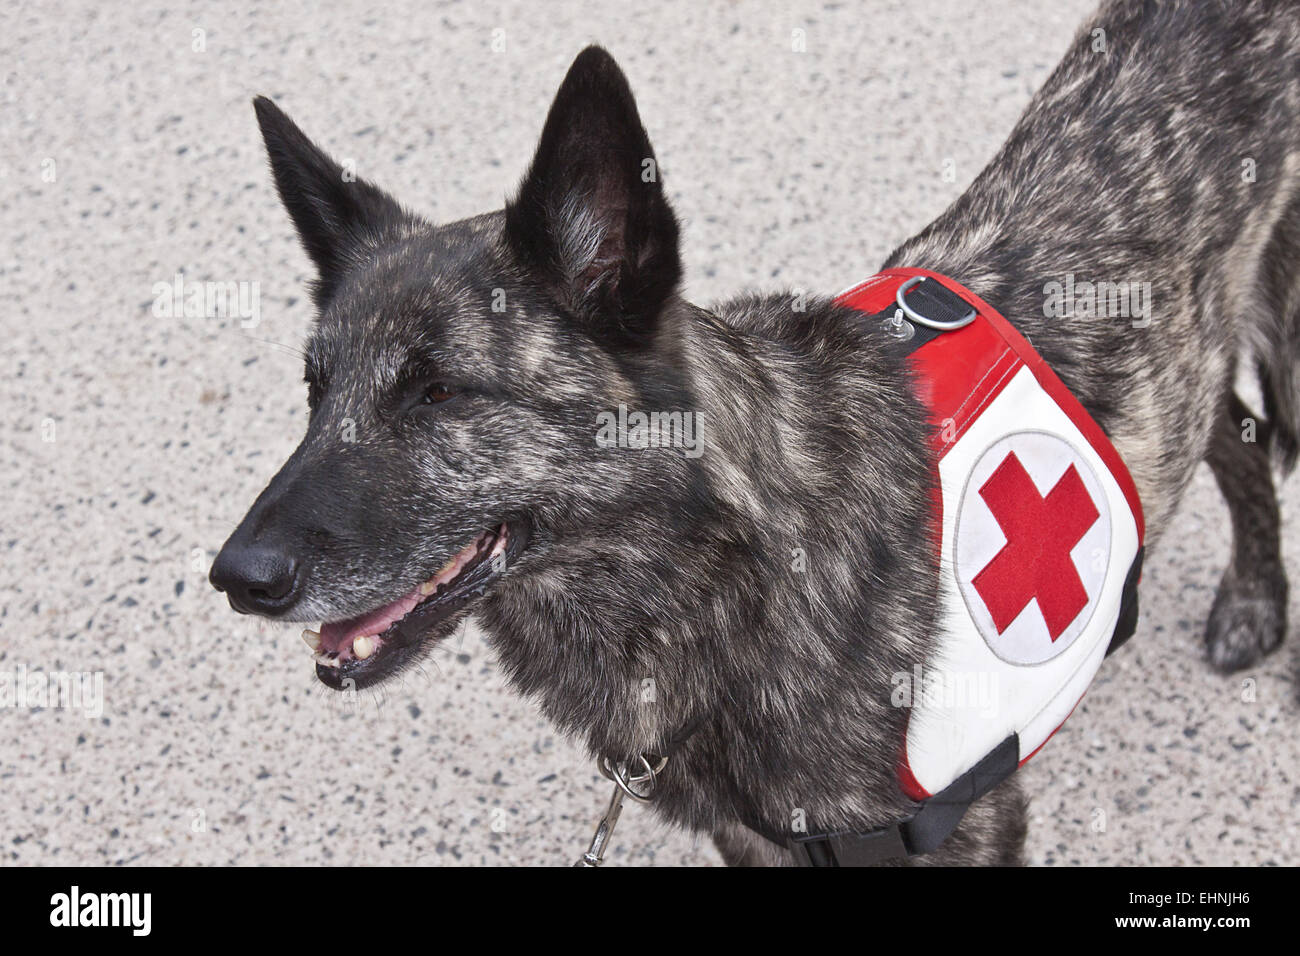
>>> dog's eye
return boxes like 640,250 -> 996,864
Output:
421,383 -> 459,405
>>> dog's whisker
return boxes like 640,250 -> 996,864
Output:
238,332 -> 308,362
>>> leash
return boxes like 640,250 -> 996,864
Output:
574,753 -> 668,867
573,716 -> 704,867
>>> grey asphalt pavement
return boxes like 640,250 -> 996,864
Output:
2,0 -> 1297,865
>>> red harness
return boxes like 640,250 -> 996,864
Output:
788,270 -> 1145,866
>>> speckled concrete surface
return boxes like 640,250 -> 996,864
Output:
2,0 -> 1297,867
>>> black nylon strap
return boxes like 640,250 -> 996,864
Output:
862,276 -> 970,355
903,276 -> 979,326
788,736 -> 1020,866
1105,547 -> 1143,657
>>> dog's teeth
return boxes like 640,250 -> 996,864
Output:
313,652 -> 340,669
490,528 -> 509,558
301,629 -> 321,651
423,555 -> 459,593
353,635 -> 375,660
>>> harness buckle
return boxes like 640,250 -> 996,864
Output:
790,822 -> 913,867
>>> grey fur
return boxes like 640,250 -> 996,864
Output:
213,0 -> 1299,865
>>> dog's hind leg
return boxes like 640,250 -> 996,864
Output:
1203,391 -> 1288,672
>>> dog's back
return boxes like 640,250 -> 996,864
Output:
881,0 -> 1300,676
890,0 -> 1300,530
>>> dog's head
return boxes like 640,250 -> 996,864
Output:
210,47 -> 689,689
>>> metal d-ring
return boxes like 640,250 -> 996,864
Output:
895,276 -> 978,331
598,753 -> 668,803
575,752 -> 673,865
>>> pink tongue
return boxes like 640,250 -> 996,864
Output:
319,584 -> 424,652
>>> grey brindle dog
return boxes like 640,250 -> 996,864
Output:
210,0 -> 1299,865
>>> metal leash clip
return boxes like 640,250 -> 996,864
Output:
574,753 -> 669,867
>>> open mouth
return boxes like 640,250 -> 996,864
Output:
302,520 -> 530,690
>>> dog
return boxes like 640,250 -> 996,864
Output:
210,0 -> 1300,865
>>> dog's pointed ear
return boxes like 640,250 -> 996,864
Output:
505,46 -> 681,345
253,96 -> 405,306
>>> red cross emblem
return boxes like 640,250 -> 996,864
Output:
970,451 -> 1100,640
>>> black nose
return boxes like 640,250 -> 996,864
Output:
209,543 -> 301,615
